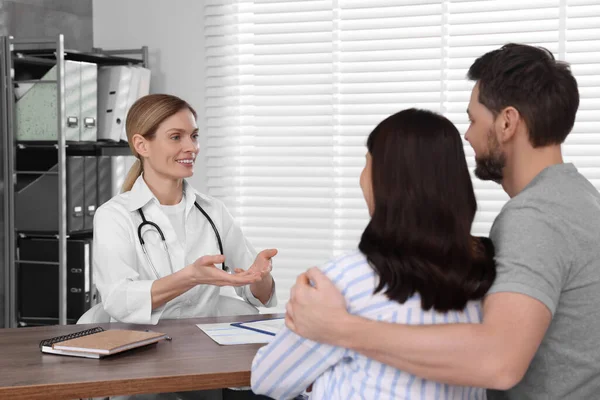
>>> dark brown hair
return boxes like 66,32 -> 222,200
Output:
358,109 -> 496,312
468,43 -> 579,147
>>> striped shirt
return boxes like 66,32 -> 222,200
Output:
251,250 -> 486,400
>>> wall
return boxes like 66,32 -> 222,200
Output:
0,0 -> 93,51
93,0 -> 207,193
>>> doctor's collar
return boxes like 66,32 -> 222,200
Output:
127,175 -> 200,214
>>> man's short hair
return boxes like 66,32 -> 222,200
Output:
468,43 -> 580,147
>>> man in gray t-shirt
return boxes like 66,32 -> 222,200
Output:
282,44 -> 600,399
487,163 -> 600,399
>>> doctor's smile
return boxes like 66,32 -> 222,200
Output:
176,157 -> 195,167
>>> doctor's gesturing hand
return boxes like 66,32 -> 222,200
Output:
234,248 -> 278,305
151,253 -> 267,310
191,254 -> 261,286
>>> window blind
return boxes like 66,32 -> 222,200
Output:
204,0 -> 600,308
446,0 -> 562,235
564,0 -> 600,189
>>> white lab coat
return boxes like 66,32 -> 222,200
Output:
93,175 -> 276,324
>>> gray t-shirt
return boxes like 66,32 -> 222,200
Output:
487,163 -> 600,400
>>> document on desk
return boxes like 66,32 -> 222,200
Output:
197,318 -> 285,346
231,318 -> 285,336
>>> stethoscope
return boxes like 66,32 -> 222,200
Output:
137,201 -> 229,279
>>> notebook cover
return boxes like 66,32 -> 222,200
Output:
52,329 -> 167,355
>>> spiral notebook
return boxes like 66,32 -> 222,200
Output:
39,327 -> 170,359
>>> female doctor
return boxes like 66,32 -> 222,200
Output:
93,94 -> 277,325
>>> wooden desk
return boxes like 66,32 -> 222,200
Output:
0,314 -> 280,399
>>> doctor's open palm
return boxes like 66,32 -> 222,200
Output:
191,254 -> 262,287
234,248 -> 278,281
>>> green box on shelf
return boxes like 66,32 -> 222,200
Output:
16,60 -> 97,142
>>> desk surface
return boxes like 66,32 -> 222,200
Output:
0,314 -> 280,399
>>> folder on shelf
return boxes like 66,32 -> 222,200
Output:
111,155 -> 136,195
83,156 -> 97,230
64,61 -> 81,142
67,156 -> 85,232
97,66 -> 132,142
18,236 -> 93,323
97,155 -> 113,207
122,67 -> 141,141
136,66 -> 151,98
120,66 -> 151,141
40,327 -> 170,359
15,60 -> 80,141
80,61 -> 98,142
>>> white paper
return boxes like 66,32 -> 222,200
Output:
197,322 -> 275,345
235,318 -> 285,335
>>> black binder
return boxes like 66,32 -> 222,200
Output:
97,155 -> 112,208
15,154 -> 85,233
18,237 -> 93,324
84,156 -> 97,230
68,156 -> 85,232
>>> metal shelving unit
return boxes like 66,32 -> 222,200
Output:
1,36 -> 16,330
1,35 -> 148,328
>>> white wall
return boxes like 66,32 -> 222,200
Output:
93,0 -> 207,192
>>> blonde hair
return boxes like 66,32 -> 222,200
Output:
121,94 -> 197,192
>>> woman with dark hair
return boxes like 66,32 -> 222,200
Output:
251,108 -> 495,399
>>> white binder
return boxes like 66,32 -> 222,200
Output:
64,61 -> 80,142
136,66 -> 151,98
121,67 -> 142,141
119,66 -> 151,141
79,61 -> 97,142
111,156 -> 136,195
97,66 -> 132,141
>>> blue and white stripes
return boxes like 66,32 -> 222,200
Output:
251,250 -> 486,400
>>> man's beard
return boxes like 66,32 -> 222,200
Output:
474,127 -> 506,184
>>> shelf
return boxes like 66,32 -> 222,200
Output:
18,317 -> 79,327
95,141 -> 133,156
16,140 -> 132,157
15,170 -> 58,175
17,231 -> 62,238
13,55 -> 56,67
13,49 -> 144,66
15,260 -> 60,266
17,230 -> 93,238
14,79 -> 57,84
